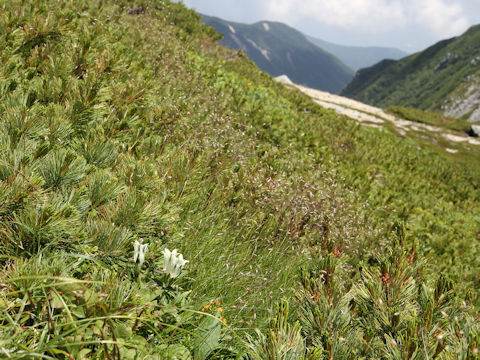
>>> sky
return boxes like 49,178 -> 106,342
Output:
178,0 -> 480,53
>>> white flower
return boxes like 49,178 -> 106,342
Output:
133,240 -> 148,266
133,240 -> 140,263
162,248 -> 189,278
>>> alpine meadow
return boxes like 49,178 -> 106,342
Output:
0,0 -> 479,359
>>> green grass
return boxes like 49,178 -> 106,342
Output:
387,105 -> 472,132
0,0 -> 480,358
382,105 -> 480,169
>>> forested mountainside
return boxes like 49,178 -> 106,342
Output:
201,15 -> 354,93
0,0 -> 479,358
341,25 -> 480,123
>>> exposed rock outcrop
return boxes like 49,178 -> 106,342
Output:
443,82 -> 480,122
472,125 -> 480,137
435,52 -> 460,72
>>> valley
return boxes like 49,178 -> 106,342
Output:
305,34 -> 407,71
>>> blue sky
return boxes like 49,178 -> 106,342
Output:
178,0 -> 480,52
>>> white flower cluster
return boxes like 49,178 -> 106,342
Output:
162,248 -> 189,278
133,240 -> 148,266
132,242 -> 188,278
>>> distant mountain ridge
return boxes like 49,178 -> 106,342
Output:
341,25 -> 480,122
305,35 -> 408,71
201,15 -> 354,93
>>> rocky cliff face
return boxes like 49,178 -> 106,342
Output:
442,75 -> 480,122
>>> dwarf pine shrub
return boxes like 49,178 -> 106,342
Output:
0,0 -> 479,358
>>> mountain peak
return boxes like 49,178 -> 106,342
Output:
201,14 -> 353,93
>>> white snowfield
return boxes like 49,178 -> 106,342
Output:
275,77 -> 480,149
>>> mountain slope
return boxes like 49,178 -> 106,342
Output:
341,25 -> 480,122
201,15 -> 354,93
1,0 -> 480,357
306,34 -> 408,71
288,81 -> 480,165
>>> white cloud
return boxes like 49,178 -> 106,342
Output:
263,0 -> 469,37
414,0 -> 469,38
178,0 -> 476,50
265,0 -> 406,31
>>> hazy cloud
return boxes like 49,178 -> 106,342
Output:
413,0 -> 469,38
264,0 -> 407,31
264,0 -> 468,38
179,0 -> 477,51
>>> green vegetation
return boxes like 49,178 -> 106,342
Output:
387,105 -> 472,132
201,15 -> 354,93
0,0 -> 479,358
381,106 -> 480,170
341,25 -> 480,117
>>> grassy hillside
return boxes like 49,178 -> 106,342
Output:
305,34 -> 408,71
201,15 -> 354,93
0,0 -> 479,358
386,105 -> 473,132
341,25 -> 480,120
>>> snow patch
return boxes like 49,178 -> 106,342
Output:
442,133 -> 480,145
228,25 -> 236,34
286,52 -> 293,65
293,83 -> 480,149
245,38 -> 271,61
263,23 -> 270,31
275,75 -> 293,85
312,99 -> 385,124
